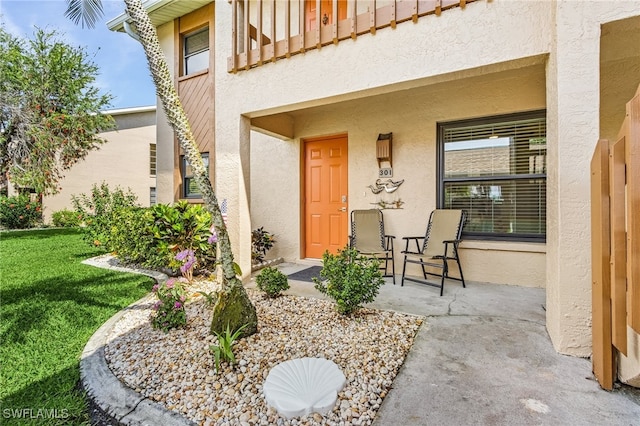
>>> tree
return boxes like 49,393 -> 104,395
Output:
0,27 -> 114,195
65,0 -> 258,337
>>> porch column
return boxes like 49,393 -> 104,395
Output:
546,1 -> 640,357
545,2 -> 602,357
215,115 -> 253,281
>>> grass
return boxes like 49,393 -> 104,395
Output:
0,228 -> 154,425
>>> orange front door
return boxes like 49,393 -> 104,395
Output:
304,135 -> 349,258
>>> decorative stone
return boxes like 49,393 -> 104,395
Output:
263,357 -> 346,419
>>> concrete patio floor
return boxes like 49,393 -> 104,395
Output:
255,261 -> 640,426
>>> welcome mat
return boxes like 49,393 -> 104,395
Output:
287,266 -> 323,283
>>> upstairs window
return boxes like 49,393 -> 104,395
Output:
182,153 -> 209,199
184,27 -> 209,75
438,110 -> 547,242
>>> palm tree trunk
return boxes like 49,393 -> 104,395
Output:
123,0 -> 257,337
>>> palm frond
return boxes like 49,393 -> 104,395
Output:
64,0 -> 104,29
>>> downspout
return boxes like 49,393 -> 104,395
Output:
123,19 -> 141,42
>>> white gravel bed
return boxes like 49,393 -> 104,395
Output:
104,281 -> 424,426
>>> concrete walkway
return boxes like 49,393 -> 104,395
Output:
266,262 -> 640,426
82,258 -> 640,425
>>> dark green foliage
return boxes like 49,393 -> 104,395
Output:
73,185 -> 217,273
71,182 -> 139,248
147,201 -> 216,271
256,266 -> 290,298
0,194 -> 42,229
51,208 -> 83,227
0,28 -> 114,195
251,227 -> 276,264
313,246 -> 385,315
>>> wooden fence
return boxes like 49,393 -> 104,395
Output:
591,84 -> 640,390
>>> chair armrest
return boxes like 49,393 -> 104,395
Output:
442,239 -> 462,244
402,236 -> 424,253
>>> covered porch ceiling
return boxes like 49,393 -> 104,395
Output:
248,57 -> 548,140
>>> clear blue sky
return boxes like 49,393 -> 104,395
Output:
0,0 -> 156,110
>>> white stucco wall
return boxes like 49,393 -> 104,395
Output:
151,0 -> 640,375
156,21 -> 177,205
250,64 -> 547,287
546,0 -> 640,358
217,0 -> 554,280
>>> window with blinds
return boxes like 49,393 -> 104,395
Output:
438,110 -> 546,242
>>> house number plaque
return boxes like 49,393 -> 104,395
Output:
378,168 -> 393,178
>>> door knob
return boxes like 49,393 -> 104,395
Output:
337,207 -> 346,212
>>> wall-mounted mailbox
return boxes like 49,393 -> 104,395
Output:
376,133 -> 392,168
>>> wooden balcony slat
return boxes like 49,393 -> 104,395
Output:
227,0 -> 477,73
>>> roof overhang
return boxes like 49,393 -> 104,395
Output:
107,0 -> 211,32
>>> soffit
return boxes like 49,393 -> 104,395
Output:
107,0 -> 212,32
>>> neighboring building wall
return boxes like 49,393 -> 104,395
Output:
42,107 -> 156,222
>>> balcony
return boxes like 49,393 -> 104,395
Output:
228,0 -> 477,73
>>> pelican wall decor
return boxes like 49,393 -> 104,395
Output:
367,178 -> 404,194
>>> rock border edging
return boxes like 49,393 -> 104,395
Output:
80,255 -> 196,426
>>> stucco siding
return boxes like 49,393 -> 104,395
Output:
42,117 -> 156,222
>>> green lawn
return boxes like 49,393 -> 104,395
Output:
0,228 -> 154,425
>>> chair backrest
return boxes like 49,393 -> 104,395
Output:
351,209 -> 386,252
423,209 -> 465,257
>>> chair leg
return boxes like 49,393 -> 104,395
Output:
440,256 -> 451,296
454,243 -> 466,289
401,256 -> 407,286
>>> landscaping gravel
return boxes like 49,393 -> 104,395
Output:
104,280 -> 423,426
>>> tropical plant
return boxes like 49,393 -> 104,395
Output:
150,278 -> 188,333
148,201 -> 216,271
0,194 -> 42,229
65,0 -> 257,337
210,323 -> 248,372
71,182 -> 139,248
255,267 -> 289,298
51,209 -> 83,227
313,246 -> 385,315
251,227 -> 276,264
0,27 -> 114,195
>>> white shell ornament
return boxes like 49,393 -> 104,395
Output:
263,357 -> 346,419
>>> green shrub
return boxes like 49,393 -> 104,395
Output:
0,194 -> 43,229
313,246 -> 385,315
256,266 -> 290,298
51,209 -> 83,227
71,182 -> 139,248
147,201 -> 217,272
106,206 -> 159,265
252,227 -> 276,264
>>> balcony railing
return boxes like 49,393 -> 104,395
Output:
228,0 -> 477,73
